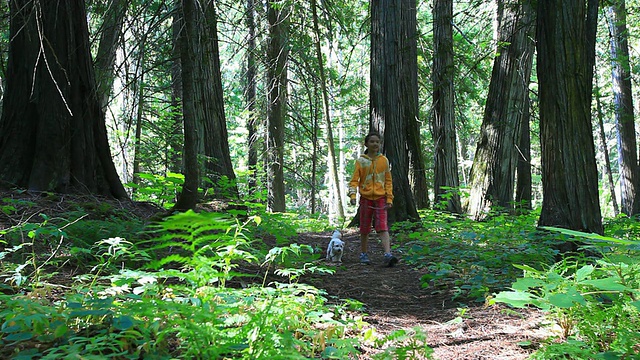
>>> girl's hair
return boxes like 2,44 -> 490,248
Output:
363,131 -> 382,154
364,131 -> 381,144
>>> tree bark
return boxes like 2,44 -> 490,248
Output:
0,0 -> 128,199
536,0 -> 602,235
94,0 -> 127,111
515,98 -> 532,211
266,0 -> 288,212
594,77 -> 620,216
431,0 -> 461,213
606,0 -> 638,216
192,1 -> 238,199
173,0 -> 200,211
169,0 -> 183,174
370,0 -> 420,224
245,0 -> 259,196
466,0 -> 534,220
402,0 -> 429,210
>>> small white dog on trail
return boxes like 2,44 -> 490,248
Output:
326,230 -> 345,263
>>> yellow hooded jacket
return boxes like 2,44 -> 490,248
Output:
348,153 -> 393,204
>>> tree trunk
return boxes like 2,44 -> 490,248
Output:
402,0 -> 429,210
169,0 -> 183,174
594,77 -> 620,216
266,0 -> 288,212
94,0 -> 126,111
245,0 -> 259,196
515,98 -> 532,211
370,0 -> 420,224
173,0 -> 200,211
192,1 -> 238,199
606,0 -> 638,216
536,0 -> 602,235
431,0 -> 461,213
0,0 -> 128,199
466,0 -> 534,220
311,0 -> 345,222
132,61 -> 145,190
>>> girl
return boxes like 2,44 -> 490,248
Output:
348,131 -> 398,267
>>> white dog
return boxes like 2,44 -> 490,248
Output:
326,230 -> 345,263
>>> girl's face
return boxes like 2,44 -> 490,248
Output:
365,135 -> 381,154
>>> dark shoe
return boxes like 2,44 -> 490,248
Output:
383,253 -> 398,267
360,253 -> 371,265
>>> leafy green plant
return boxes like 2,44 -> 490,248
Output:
126,172 -> 184,208
0,214 -> 80,287
400,211 -> 556,302
1,210 -> 374,360
262,243 -> 332,284
491,228 -> 640,358
0,197 -> 36,216
371,326 -> 434,359
143,210 -> 260,287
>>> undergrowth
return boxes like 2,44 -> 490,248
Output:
491,221 -> 640,359
0,201 -> 432,359
2,192 -> 638,359
397,209 -> 559,302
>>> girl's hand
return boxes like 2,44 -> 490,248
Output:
385,203 -> 393,209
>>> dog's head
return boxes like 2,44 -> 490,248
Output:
330,239 -> 344,253
331,230 -> 342,239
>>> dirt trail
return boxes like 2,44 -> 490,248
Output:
300,230 -> 549,360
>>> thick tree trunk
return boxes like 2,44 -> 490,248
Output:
606,1 -> 638,216
0,0 -> 127,199
432,0 -> 461,213
370,0 -> 420,224
192,2 -> 238,199
266,1 -> 288,212
536,0 -> 602,235
466,0 -> 534,220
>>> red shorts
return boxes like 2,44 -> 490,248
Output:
360,197 -> 388,235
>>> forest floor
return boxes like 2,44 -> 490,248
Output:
295,229 -> 553,360
0,192 -> 554,359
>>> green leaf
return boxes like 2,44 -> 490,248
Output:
53,324 -> 68,338
540,226 -> 638,245
5,332 -> 33,342
512,277 -> 545,291
491,291 -> 535,308
137,173 -> 157,181
575,265 -> 594,282
547,287 -> 585,308
112,316 -> 134,331
580,278 -> 627,291
512,264 -> 542,274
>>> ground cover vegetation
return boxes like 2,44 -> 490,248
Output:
0,190 -> 639,359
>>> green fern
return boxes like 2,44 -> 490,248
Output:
141,210 -> 259,287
